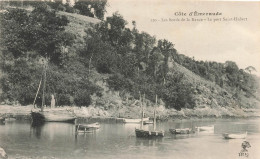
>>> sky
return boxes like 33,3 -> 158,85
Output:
105,0 -> 260,76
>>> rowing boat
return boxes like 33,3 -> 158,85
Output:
76,122 -> 100,133
196,125 -> 214,131
222,132 -> 247,139
169,128 -> 194,134
143,120 -> 153,125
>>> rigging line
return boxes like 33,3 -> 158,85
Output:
32,65 -> 44,108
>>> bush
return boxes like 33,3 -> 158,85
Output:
57,93 -> 72,106
74,89 -> 91,107
107,73 -> 133,92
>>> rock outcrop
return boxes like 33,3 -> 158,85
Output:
0,147 -> 8,159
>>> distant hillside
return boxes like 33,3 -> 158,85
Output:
0,2 -> 259,113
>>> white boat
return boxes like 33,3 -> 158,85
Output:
196,125 -> 214,131
83,122 -> 100,129
123,117 -> 149,123
143,120 -> 153,125
222,132 -> 247,139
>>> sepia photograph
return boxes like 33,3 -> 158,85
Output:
0,0 -> 260,158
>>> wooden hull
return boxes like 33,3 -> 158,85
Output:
76,123 -> 100,133
223,132 -> 247,139
135,128 -> 164,138
0,117 -> 5,122
123,117 -> 149,123
169,128 -> 194,134
143,121 -> 153,125
31,110 -> 76,123
0,117 -> 5,124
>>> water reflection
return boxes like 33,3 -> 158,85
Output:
0,119 -> 259,159
135,138 -> 163,147
30,122 -> 45,139
74,129 -> 99,144
169,133 -> 196,140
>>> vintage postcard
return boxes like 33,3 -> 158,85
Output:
0,0 -> 259,159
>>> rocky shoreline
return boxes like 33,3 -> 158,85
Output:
0,105 -> 259,122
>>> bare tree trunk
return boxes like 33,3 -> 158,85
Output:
89,53 -> 93,75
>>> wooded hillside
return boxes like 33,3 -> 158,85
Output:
0,1 -> 259,111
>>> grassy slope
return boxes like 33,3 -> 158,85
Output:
62,12 -> 260,118
1,10 -> 259,119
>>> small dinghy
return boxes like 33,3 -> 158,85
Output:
196,125 -> 214,131
76,122 -> 100,133
169,128 -> 194,134
143,120 -> 153,125
222,132 -> 247,139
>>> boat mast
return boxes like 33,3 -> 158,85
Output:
140,92 -> 143,129
41,57 -> 47,112
153,94 -> 157,131
33,78 -> 42,108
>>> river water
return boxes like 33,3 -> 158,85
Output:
0,118 -> 260,159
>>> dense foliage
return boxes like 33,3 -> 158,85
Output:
82,12 -> 258,110
4,0 -> 107,20
81,12 -> 197,110
0,4 -> 102,107
172,54 -> 258,98
74,0 -> 107,20
0,2 -> 258,110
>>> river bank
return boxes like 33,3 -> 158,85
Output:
0,104 -> 260,121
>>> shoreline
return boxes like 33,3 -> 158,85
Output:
1,105 -> 259,122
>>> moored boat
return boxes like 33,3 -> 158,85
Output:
143,120 -> 153,125
76,122 -> 100,133
135,128 -> 164,138
135,94 -> 164,138
222,132 -> 247,139
31,109 -> 76,123
196,125 -> 214,131
0,117 -> 5,124
123,117 -> 149,123
30,58 -> 76,124
169,128 -> 194,134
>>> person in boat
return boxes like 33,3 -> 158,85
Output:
51,94 -> 55,108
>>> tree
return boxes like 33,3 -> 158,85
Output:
161,72 -> 195,110
1,4 -> 74,65
105,12 -> 128,47
29,4 -> 74,65
74,0 -> 107,20
245,66 -> 257,74
225,61 -> 239,74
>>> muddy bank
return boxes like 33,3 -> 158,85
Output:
0,105 -> 259,121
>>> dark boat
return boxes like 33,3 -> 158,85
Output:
31,58 -> 76,124
135,94 -> 164,138
0,117 -> 5,124
31,109 -> 76,123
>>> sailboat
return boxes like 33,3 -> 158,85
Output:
135,94 -> 164,138
31,58 -> 76,124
